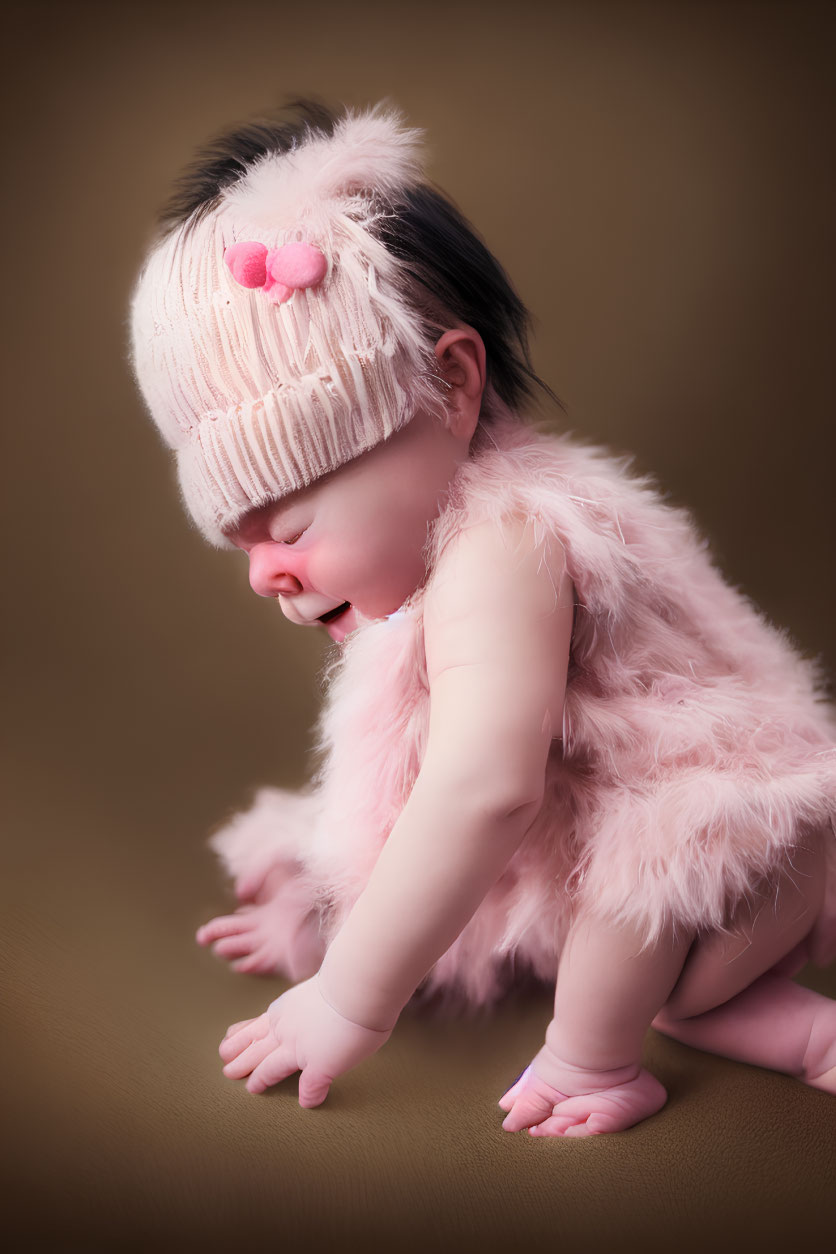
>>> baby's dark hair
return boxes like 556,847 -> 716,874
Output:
160,98 -> 562,420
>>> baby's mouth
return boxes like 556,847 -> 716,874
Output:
317,601 -> 351,624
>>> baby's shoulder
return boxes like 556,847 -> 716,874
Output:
421,511 -> 575,724
423,510 -> 573,655
430,510 -> 566,601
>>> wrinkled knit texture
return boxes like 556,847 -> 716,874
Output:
212,411 -> 836,1011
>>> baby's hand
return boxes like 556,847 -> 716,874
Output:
497,1045 -> 667,1137
219,975 -> 394,1107
196,866 -> 325,979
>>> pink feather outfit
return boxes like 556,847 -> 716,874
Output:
212,412 -> 836,1010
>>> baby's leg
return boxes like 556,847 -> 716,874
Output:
654,970 -> 836,1092
500,828 -> 834,1135
653,828 -> 836,1092
499,909 -> 695,1137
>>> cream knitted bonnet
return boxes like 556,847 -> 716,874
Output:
130,106 -> 446,549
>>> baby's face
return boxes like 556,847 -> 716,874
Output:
225,409 -> 471,642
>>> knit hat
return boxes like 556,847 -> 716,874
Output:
130,106 -> 445,549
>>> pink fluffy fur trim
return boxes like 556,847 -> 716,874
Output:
221,105 -> 425,227
209,785 -> 320,887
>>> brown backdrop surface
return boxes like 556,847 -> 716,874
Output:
2,1 -> 835,1251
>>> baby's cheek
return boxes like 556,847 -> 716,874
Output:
375,529 -> 426,591
305,545 -> 354,601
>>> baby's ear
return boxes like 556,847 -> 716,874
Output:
433,327 -> 485,436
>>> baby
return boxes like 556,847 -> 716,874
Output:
130,101 -> 836,1137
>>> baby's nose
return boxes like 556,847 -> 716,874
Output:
248,544 -> 304,599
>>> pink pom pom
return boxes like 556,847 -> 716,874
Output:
262,280 -> 293,305
268,242 -> 328,291
224,241 -> 268,288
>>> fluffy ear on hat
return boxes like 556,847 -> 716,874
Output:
221,104 -> 426,228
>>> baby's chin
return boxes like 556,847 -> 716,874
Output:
324,603 -> 358,642
323,602 -> 406,643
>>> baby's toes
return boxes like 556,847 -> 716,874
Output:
498,1065 -> 533,1112
501,1086 -> 563,1133
563,1116 -> 616,1137
541,1072 -> 667,1137
541,1109 -> 615,1137
528,1107 -> 615,1138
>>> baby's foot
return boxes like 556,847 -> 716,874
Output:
196,865 -> 326,981
498,1051 -> 667,1137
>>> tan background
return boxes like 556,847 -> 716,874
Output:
2,1 -> 835,1251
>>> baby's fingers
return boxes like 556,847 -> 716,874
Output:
232,948 -> 274,975
297,1068 -> 333,1109
219,1016 -> 269,1062
235,869 -> 268,901
223,1017 -> 258,1038
212,933 -> 257,960
196,912 -> 254,946
246,1046 -> 300,1095
222,1035 -> 276,1080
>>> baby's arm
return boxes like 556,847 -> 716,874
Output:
315,514 -> 574,1031
221,513 -> 573,1103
